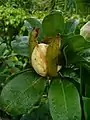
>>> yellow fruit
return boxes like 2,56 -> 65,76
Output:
31,43 -> 48,77
31,42 -> 62,77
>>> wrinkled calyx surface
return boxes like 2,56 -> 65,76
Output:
29,27 -> 62,77
80,21 -> 90,40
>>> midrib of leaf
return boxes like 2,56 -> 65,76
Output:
4,77 -> 43,111
60,80 -> 68,118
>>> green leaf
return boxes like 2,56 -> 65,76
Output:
80,66 -> 90,97
79,49 -> 90,71
20,99 -> 52,120
63,46 -> 80,65
0,43 -> 7,56
11,36 -> 29,57
67,35 -> 90,53
63,35 -> 90,65
0,37 -> 4,43
81,48 -> 90,64
83,97 -> 90,120
0,74 -> 8,86
0,70 -> 46,115
48,78 -> 81,120
85,85 -> 90,98
64,18 -> 79,34
60,67 -> 80,90
61,68 -> 80,83
25,18 -> 44,41
26,18 -> 42,29
42,11 -> 64,36
24,20 -> 32,31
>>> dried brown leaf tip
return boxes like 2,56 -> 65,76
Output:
32,27 -> 39,38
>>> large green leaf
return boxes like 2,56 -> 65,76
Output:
80,66 -> 90,97
63,35 -> 90,65
61,68 -> 80,83
11,36 -> 29,57
80,66 -> 90,120
0,70 -> 46,115
25,18 -> 44,41
66,35 -> 90,53
83,97 -> 90,120
42,11 -> 64,36
60,67 -> 80,92
48,78 -> 81,120
25,18 -> 42,29
20,99 -> 52,120
64,18 -> 79,34
63,46 -> 81,65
